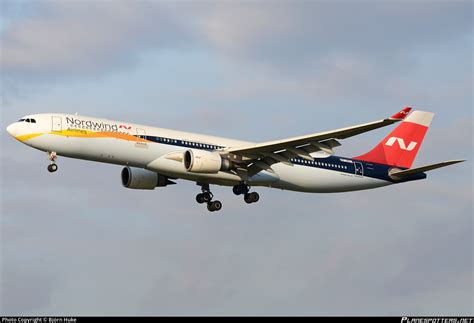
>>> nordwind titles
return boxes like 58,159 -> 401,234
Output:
66,117 -> 119,132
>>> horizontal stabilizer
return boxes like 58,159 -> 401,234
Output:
389,160 -> 465,180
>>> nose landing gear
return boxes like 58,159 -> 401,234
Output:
47,151 -> 58,173
196,184 -> 222,212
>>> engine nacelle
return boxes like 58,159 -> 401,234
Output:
183,149 -> 232,173
121,167 -> 173,190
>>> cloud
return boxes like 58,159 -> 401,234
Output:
1,1 -> 188,79
1,263 -> 57,314
3,1 -> 471,79
140,1 -> 472,113
1,1 -> 471,110
193,2 -> 472,67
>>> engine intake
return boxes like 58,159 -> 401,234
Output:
184,149 -> 232,173
121,167 -> 175,190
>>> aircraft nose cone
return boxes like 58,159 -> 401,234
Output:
6,123 -> 17,137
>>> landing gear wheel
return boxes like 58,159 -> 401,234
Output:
196,193 -> 206,204
250,192 -> 259,203
233,184 -> 249,195
197,184 -> 220,211
244,193 -> 252,204
207,200 -> 222,212
47,163 -> 58,173
232,186 -> 240,195
202,192 -> 212,203
212,200 -> 222,211
207,203 -> 215,212
46,151 -> 58,173
244,192 -> 259,204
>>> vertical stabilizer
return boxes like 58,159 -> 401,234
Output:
353,110 -> 434,168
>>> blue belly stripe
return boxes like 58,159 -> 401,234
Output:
133,134 -> 423,183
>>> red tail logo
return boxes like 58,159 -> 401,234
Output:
354,110 -> 434,168
385,137 -> 418,151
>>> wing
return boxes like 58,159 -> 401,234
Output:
225,107 -> 412,176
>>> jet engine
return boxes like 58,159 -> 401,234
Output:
121,167 -> 175,190
183,149 -> 232,174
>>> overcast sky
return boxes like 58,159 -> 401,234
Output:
1,0 -> 472,316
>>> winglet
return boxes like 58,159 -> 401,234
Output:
389,107 -> 412,121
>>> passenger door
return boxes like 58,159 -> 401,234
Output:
354,161 -> 364,177
135,128 -> 148,148
52,116 -> 62,132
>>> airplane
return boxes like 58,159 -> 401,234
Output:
6,107 -> 464,212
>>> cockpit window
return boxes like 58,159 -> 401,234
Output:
17,118 -> 36,123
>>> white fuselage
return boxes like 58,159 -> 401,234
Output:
6,113 -> 394,193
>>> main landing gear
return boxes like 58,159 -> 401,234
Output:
47,151 -> 58,173
195,183 -> 260,212
196,184 -> 222,212
233,183 -> 260,204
